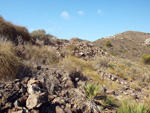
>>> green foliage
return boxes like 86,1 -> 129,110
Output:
117,100 -> 150,113
105,41 -> 112,47
142,54 -> 150,64
83,83 -> 99,101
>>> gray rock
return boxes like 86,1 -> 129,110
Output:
26,92 -> 47,109
55,106 -> 65,113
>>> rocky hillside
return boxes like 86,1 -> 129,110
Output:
94,31 -> 150,61
0,17 -> 150,113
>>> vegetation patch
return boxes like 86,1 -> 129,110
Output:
0,16 -> 30,42
142,54 -> 150,64
0,41 -> 22,80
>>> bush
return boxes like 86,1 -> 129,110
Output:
0,16 -> 30,42
24,45 -> 59,65
142,54 -> 150,64
105,41 -> 112,47
0,40 -> 22,80
83,83 -> 99,101
94,56 -> 110,69
30,29 -> 55,45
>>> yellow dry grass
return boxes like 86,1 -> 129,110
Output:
24,44 -> 60,65
0,41 -> 21,80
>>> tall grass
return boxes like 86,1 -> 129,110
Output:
0,40 -> 22,80
0,15 -> 30,42
117,100 -> 150,113
24,44 -> 60,65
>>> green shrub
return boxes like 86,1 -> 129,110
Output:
105,41 -> 112,47
83,83 -> 99,101
142,54 -> 150,64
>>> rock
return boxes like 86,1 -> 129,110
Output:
18,96 -> 27,107
66,103 -> 71,108
26,92 -> 47,109
65,78 -> 74,88
1,102 -> 12,110
64,107 -> 72,113
14,100 -> 20,107
37,66 -> 42,70
111,76 -> 118,81
79,52 -> 85,56
27,78 -> 42,94
52,97 -> 66,105
55,106 -> 65,113
10,107 -> 28,113
106,89 -> 115,95
131,93 -> 139,99
30,109 -> 39,113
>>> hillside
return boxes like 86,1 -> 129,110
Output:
94,31 -> 150,61
0,16 -> 150,113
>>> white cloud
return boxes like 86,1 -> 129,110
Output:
61,11 -> 69,19
97,10 -> 103,15
78,10 -> 84,15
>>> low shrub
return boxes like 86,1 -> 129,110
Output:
142,54 -> 150,64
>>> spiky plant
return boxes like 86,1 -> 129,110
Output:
83,83 -> 99,101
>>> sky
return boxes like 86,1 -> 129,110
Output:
0,0 -> 150,41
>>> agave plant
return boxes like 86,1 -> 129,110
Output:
83,83 -> 99,101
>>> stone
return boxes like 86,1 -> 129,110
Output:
1,102 -> 12,110
131,93 -> 139,99
10,107 -> 28,113
37,66 -> 42,70
52,97 -> 66,105
106,89 -> 115,95
111,76 -> 118,81
65,78 -> 74,88
14,100 -> 20,107
26,92 -> 47,109
27,79 -> 42,94
64,107 -> 72,113
66,103 -> 71,108
18,96 -> 27,106
30,109 -> 39,113
79,52 -> 85,56
55,106 -> 65,113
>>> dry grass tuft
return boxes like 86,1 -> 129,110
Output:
0,15 -> 30,42
0,40 -> 22,80
24,44 -> 60,65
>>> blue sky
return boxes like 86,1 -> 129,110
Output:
0,0 -> 150,41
